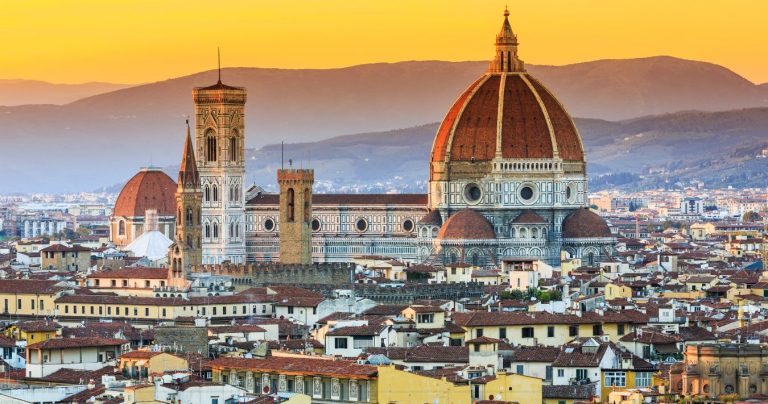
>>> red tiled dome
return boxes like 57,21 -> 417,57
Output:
430,73 -> 584,164
113,168 -> 177,218
437,209 -> 495,240
562,208 -> 612,238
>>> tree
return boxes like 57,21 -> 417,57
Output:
743,211 -> 762,222
76,226 -> 92,236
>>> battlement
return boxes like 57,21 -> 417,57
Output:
277,169 -> 315,183
189,262 -> 353,285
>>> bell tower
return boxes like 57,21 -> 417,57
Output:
277,167 -> 314,264
192,75 -> 247,264
169,121 -> 202,277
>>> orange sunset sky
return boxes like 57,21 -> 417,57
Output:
2,0 -> 767,84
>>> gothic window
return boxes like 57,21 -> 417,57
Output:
229,135 -> 238,162
204,185 -> 210,202
235,223 -> 240,238
229,223 -> 234,238
205,130 -> 217,162
213,185 -> 218,202
117,220 -> 125,236
213,223 -> 219,239
187,235 -> 192,247
186,208 -> 193,226
303,188 -> 310,222
287,188 -> 295,222
205,223 -> 210,239
471,253 -> 480,266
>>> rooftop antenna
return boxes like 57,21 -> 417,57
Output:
217,47 -> 222,83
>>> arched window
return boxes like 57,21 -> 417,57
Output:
229,135 -> 238,162
472,253 -> 480,266
187,235 -> 192,247
286,188 -> 295,222
213,185 -> 218,202
204,185 -> 210,202
229,223 -> 234,238
186,208 -> 193,226
303,188 -> 310,222
213,223 -> 219,239
205,224 -> 210,239
118,220 -> 125,236
235,223 -> 240,238
205,130 -> 217,162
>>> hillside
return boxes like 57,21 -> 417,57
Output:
2,57 -> 768,192
0,79 -> 132,106
238,108 -> 768,193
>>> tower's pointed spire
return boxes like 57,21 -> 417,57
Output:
179,119 -> 200,188
488,7 -> 525,73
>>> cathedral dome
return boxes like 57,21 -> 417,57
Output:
430,10 -> 583,170
561,208 -> 612,238
436,209 -> 496,240
114,168 -> 177,217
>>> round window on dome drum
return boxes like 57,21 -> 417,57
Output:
566,185 -> 573,201
402,219 -> 414,232
264,218 -> 275,231
311,218 -> 321,232
355,218 -> 368,232
520,186 -> 534,200
464,183 -> 482,203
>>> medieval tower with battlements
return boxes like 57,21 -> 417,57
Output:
277,168 -> 314,264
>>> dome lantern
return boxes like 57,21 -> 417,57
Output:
488,7 -> 524,73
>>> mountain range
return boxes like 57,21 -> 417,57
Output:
1,56 -> 767,193
0,79 -> 132,106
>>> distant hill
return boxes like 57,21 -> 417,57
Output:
244,108 -> 768,192
0,79 -> 132,106
2,57 -> 768,192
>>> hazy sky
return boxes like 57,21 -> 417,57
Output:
3,0 -> 767,84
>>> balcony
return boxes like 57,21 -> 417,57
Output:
649,316 -> 686,324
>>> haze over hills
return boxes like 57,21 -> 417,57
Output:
0,79 -> 132,106
241,108 -> 768,194
1,56 -> 768,193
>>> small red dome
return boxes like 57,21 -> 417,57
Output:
113,168 -> 177,217
562,208 -> 612,238
437,209 -> 496,240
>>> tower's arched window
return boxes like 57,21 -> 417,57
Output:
303,188 -> 310,223
205,130 -> 217,162
235,223 -> 240,238
204,185 -> 210,202
229,134 -> 238,162
213,223 -> 219,239
205,223 -> 211,239
229,223 -> 234,238
287,188 -> 295,222
118,220 -> 125,236
213,185 -> 218,202
186,208 -> 193,226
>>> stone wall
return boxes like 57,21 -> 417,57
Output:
154,326 -> 209,355
190,262 -> 354,285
